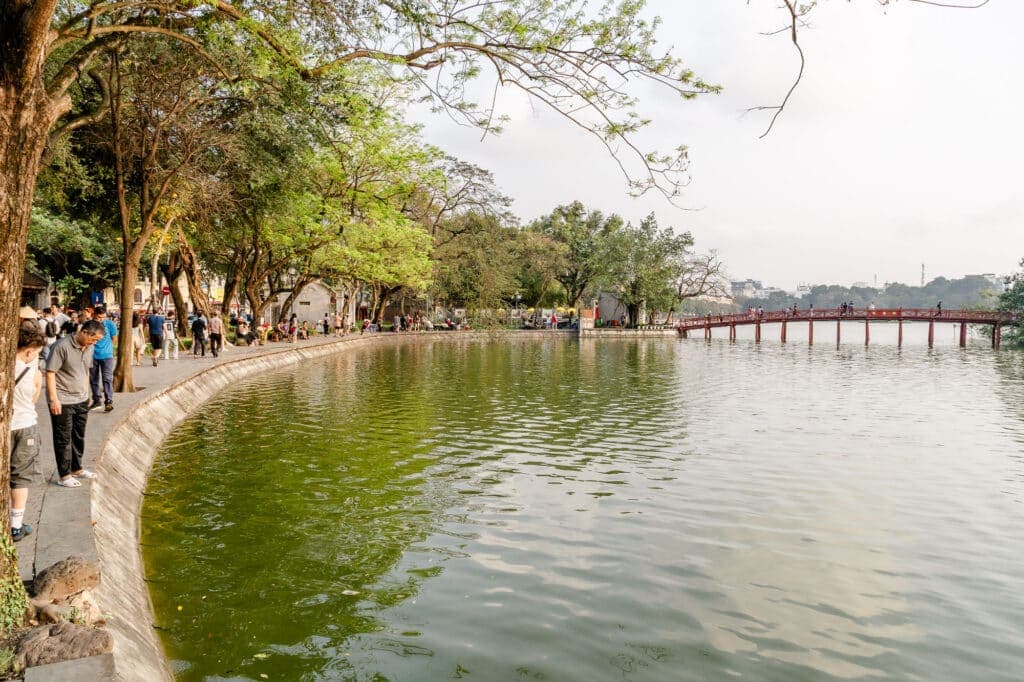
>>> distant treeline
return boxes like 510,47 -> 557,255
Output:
741,276 -> 1002,312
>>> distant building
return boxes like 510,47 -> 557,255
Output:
972,273 -> 1008,292
751,287 -> 785,300
20,271 -> 51,309
730,279 -> 761,298
792,284 -> 812,299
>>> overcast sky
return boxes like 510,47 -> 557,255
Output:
409,1 -> 1024,290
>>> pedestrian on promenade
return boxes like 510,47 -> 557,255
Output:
46,319 -> 105,488
53,305 -> 70,337
131,312 -> 145,365
60,310 -> 79,336
39,307 -> 58,362
11,325 -> 45,540
208,313 -> 224,358
163,313 -> 180,359
148,308 -> 166,367
89,305 -> 117,412
333,312 -> 343,337
191,313 -> 208,356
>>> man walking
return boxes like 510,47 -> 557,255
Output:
208,312 -> 223,358
191,313 -> 208,357
89,305 -> 118,412
148,308 -> 166,367
46,319 -> 105,487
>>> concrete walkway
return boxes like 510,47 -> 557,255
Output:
17,333 -> 350,584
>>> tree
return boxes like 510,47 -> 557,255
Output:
513,231 -> 568,312
997,260 -> 1024,348
27,210 -> 119,306
87,41 -> 238,391
665,249 -> 728,323
330,218 -> 433,321
606,215 -> 692,326
530,202 -> 624,308
432,212 -> 521,314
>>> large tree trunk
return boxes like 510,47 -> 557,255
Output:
113,258 -> 141,392
246,283 -> 272,327
0,21 -> 67,622
277,275 -> 315,320
159,250 -> 190,336
222,261 -> 240,315
168,269 -> 189,336
178,235 -> 211,318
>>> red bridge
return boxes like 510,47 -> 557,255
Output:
677,308 -> 1019,348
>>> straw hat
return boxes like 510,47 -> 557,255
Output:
18,306 -> 38,319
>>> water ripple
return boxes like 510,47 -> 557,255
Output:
143,337 -> 1024,681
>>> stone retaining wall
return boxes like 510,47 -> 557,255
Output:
89,330 -> 573,680
579,327 -> 678,338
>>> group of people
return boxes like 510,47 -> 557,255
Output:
11,308 -> 110,542
8,302 -> 233,543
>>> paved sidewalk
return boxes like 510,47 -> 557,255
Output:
16,333 -> 351,583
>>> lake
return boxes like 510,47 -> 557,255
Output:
142,332 -> 1024,680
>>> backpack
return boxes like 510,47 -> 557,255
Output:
44,319 -> 58,338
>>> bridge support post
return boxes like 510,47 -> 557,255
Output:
898,319 -> 903,348
729,323 -> 736,342
959,322 -> 967,348
704,324 -> 710,341
781,319 -> 787,343
864,318 -> 870,347
928,320 -> 934,348
755,320 -> 761,343
808,319 -> 813,346
994,324 -> 1001,350
681,329 -> 688,339
836,319 -> 841,347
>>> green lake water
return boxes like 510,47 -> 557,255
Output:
141,335 -> 1024,681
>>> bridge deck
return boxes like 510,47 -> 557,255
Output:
677,308 -> 1017,331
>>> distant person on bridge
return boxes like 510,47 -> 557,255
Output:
937,301 -> 942,315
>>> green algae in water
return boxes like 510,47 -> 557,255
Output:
143,338 -> 1024,681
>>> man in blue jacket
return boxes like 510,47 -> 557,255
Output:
89,305 -> 118,412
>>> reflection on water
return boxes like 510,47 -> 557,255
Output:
142,337 -> 1024,681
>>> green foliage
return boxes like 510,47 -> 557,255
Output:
0,646 -> 14,675
529,202 -> 624,306
741,276 -> 1004,313
0,535 -> 28,636
997,260 -> 1024,347
605,214 -> 692,326
27,209 -> 119,302
432,213 -> 520,312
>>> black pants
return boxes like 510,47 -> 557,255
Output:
193,335 -> 206,356
50,400 -> 89,478
209,333 -> 222,357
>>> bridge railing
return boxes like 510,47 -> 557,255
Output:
675,308 -> 1018,329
